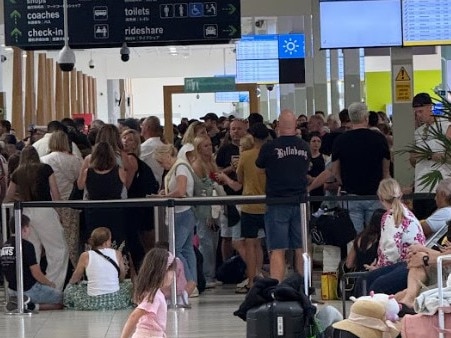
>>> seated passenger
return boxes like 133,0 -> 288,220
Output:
64,227 -> 133,310
419,178 -> 451,239
344,208 -> 385,272
340,209 -> 384,298
1,215 -> 63,311
363,178 -> 426,295
395,243 -> 451,314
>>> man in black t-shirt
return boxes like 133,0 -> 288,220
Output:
332,102 -> 391,233
1,215 -> 63,311
216,118 -> 248,265
256,109 -> 311,282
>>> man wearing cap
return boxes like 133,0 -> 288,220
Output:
410,92 -> 451,219
200,113 -> 221,150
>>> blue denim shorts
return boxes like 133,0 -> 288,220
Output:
9,282 -> 63,304
264,204 -> 302,250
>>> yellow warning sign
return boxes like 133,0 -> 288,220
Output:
395,67 -> 411,81
395,83 -> 411,102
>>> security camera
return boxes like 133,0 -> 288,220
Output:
88,59 -> 95,69
0,55 -> 6,63
255,20 -> 265,28
266,84 -> 274,91
57,45 -> 76,72
120,43 -> 130,62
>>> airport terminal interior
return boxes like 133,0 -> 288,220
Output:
0,0 -> 450,337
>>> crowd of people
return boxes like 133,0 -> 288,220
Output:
0,91 -> 450,336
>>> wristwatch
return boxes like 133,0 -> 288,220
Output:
423,255 -> 430,267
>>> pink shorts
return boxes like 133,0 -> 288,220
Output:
132,328 -> 165,338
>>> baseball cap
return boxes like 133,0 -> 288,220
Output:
119,118 -> 140,131
412,93 -> 433,108
200,113 -> 219,121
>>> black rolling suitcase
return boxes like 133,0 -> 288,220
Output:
246,301 -> 306,338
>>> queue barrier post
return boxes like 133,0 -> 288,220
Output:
1,203 -> 13,303
166,199 -> 178,309
5,202 -> 32,315
299,199 -> 311,297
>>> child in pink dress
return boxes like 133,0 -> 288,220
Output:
120,248 -> 176,338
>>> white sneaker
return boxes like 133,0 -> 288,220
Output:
205,281 -> 217,289
189,287 -> 199,298
236,278 -> 249,288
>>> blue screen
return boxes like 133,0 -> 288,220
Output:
278,34 -> 305,59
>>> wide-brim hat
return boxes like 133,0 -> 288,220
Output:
332,300 -> 399,338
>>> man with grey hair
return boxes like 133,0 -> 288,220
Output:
331,102 -> 391,233
420,177 -> 451,238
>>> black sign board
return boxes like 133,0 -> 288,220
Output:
4,0 -> 241,49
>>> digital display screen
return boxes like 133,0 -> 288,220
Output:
402,0 -> 451,46
319,0 -> 403,49
235,34 -> 305,84
236,59 -> 280,84
215,92 -> 250,103
278,34 -> 305,59
236,35 -> 279,60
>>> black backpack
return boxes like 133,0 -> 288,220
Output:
128,154 -> 159,198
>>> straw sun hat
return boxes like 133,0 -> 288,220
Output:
332,300 -> 399,338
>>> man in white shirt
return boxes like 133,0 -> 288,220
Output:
140,116 -> 164,187
410,93 -> 451,219
33,121 -> 82,159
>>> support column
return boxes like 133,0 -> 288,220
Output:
343,49 -> 361,107
77,71 -> 84,113
83,74 -> 89,114
390,47 -> 415,187
70,69 -> 77,115
63,71 -> 70,117
441,46 -> 451,97
330,49 -> 341,115
24,51 -> 35,135
55,65 -> 64,120
304,12 -> 314,115
93,78 -> 97,116
12,48 -> 23,137
311,0 -> 328,114
36,53 -> 47,126
46,58 -> 55,121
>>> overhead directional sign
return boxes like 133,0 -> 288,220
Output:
184,76 -> 235,93
4,0 -> 241,49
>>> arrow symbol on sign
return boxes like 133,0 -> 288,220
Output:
10,10 -> 21,25
11,28 -> 22,42
222,4 -> 236,15
224,25 -> 237,37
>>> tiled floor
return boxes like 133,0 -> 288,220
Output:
0,286 -> 348,338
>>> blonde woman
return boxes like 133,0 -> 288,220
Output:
191,136 -> 220,288
178,121 -> 208,163
41,131 -> 82,266
153,144 -> 197,296
363,178 -> 426,295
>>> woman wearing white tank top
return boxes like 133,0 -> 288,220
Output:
64,227 -> 133,310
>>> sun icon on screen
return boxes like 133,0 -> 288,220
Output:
283,38 -> 300,55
